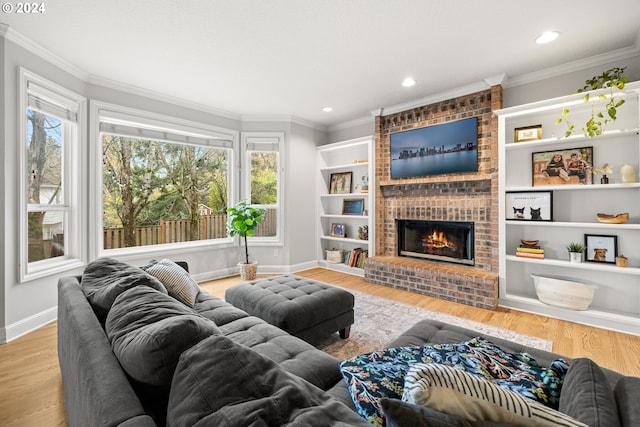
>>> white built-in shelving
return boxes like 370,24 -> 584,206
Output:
317,137 -> 374,276
496,81 -> 640,336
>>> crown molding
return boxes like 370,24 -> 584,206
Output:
328,114 -> 374,132
503,42 -> 640,88
331,33 -> 640,131
87,74 -> 242,122
381,81 -> 491,117
240,114 -> 328,131
1,23 -> 89,80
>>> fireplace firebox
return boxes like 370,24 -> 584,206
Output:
397,220 -> 474,266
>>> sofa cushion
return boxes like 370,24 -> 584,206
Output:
381,398 -> 510,427
403,363 -> 586,427
81,257 -> 167,323
559,358 -> 621,427
218,315 -> 342,390
614,376 -> 640,427
105,286 -> 220,387
166,334 -> 370,427
144,259 -> 199,307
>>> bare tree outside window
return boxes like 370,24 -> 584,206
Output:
26,109 -> 65,262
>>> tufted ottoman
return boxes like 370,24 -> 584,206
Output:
224,275 -> 354,343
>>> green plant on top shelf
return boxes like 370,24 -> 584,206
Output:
556,67 -> 629,138
566,242 -> 586,253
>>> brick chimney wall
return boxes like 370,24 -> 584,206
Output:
364,86 -> 502,309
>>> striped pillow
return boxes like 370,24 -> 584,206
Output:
403,363 -> 586,427
145,259 -> 199,307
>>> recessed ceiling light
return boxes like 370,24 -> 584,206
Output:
322,106 -> 333,112
402,77 -> 416,87
536,31 -> 559,44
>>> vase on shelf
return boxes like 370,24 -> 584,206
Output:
569,252 -> 584,263
600,175 -> 609,184
620,164 -> 635,183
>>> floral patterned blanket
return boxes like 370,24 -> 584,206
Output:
339,337 -> 570,427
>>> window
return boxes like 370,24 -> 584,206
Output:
20,69 -> 86,281
94,103 -> 237,254
242,133 -> 284,243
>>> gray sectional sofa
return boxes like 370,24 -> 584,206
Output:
57,258 -> 640,426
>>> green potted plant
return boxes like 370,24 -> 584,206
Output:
566,242 -> 587,263
556,67 -> 629,138
227,200 -> 265,280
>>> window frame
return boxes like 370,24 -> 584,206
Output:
240,132 -> 285,246
18,68 -> 86,282
90,101 -> 239,259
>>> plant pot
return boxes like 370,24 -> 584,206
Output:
569,252 -> 584,263
238,261 -> 258,280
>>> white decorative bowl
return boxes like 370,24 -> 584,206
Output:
531,274 -> 597,311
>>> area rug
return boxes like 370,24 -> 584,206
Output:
316,287 -> 552,360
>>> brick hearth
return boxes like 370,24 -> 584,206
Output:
365,86 -> 502,310
364,256 -> 498,310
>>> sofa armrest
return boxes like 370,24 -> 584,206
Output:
57,276 -> 155,427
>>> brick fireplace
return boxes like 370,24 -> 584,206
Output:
364,86 -> 502,310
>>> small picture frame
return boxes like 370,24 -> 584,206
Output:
330,223 -> 346,238
342,198 -> 364,215
329,172 -> 352,194
584,234 -> 617,264
505,190 -> 553,221
532,146 -> 593,186
514,124 -> 542,142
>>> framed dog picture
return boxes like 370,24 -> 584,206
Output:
584,234 -> 617,264
505,191 -> 553,221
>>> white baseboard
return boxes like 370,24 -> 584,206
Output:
192,261 -> 320,283
3,306 -> 57,343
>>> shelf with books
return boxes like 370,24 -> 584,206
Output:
317,136 -> 374,276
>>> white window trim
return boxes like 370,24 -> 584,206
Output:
89,101 -> 239,259
18,68 -> 86,282
240,132 -> 285,246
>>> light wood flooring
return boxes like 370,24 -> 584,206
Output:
1,267 -> 638,426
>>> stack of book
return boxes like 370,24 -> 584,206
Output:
344,248 -> 368,268
516,245 -> 544,259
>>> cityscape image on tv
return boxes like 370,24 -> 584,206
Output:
390,117 -> 478,179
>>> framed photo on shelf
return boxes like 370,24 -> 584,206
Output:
584,234 -> 617,264
330,223 -> 346,238
532,146 -> 593,186
514,124 -> 542,142
342,198 -> 364,215
329,172 -> 352,194
505,190 -> 553,221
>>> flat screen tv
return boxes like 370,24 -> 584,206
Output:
390,117 -> 478,179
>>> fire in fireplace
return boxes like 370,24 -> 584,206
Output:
397,220 -> 474,266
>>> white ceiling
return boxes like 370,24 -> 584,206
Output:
3,0 -> 640,128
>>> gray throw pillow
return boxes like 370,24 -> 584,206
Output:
81,257 -> 167,323
105,286 -> 220,387
559,358 -> 621,427
166,334 -> 370,427
614,376 -> 640,427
